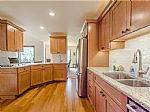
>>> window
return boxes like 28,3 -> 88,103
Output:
19,46 -> 35,63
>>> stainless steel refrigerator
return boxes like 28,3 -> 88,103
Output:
76,37 -> 87,97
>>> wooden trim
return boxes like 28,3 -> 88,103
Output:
0,19 -> 25,32
97,0 -> 117,22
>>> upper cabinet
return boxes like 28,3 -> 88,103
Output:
97,0 -> 150,51
50,36 -> 67,54
99,12 -> 110,50
0,20 -> 25,52
110,1 -> 150,40
110,1 -> 128,40
128,1 -> 150,33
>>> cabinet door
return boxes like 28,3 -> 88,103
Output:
18,71 -> 30,94
128,1 -> 150,32
43,66 -> 52,82
110,1 -> 128,40
15,29 -> 23,52
57,38 -> 66,54
7,25 -> 15,51
0,23 -> 7,51
95,84 -> 106,112
50,38 -> 58,54
31,69 -> 42,86
98,21 -> 102,50
107,95 -> 124,112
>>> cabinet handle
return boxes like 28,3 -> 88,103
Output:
102,94 -> 105,97
101,47 -> 104,49
126,104 -> 137,112
100,91 -> 103,94
121,30 -> 126,33
126,28 -> 130,32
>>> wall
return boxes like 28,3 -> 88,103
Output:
24,33 -> 45,62
109,33 -> 150,78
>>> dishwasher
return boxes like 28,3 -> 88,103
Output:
127,98 -> 149,112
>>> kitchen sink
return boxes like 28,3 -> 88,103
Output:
103,72 -> 135,79
118,79 -> 150,87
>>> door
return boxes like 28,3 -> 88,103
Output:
18,71 -> 30,94
95,84 -> 107,112
57,38 -> 66,54
128,1 -> 150,32
31,69 -> 42,86
7,25 -> 15,51
43,66 -> 52,82
50,38 -> 58,54
15,29 -> 23,51
0,23 -> 7,51
110,1 -> 128,40
53,68 -> 65,80
107,95 -> 124,112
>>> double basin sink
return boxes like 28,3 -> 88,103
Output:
103,72 -> 150,87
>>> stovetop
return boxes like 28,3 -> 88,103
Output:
0,65 -> 14,67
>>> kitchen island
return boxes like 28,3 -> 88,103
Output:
0,63 -> 67,99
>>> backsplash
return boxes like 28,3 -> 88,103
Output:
51,54 -> 67,63
109,33 -> 150,78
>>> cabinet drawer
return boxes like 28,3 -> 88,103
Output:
42,64 -> 52,68
95,74 -> 127,111
18,66 -> 30,73
87,69 -> 94,80
87,83 -> 95,106
53,64 -> 66,69
31,65 -> 42,70
0,68 -> 17,74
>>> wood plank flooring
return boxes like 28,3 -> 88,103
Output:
0,78 -> 94,112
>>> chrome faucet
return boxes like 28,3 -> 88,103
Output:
132,49 -> 150,78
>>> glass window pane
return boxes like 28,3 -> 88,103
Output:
19,46 -> 34,63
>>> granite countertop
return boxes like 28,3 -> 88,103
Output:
87,67 -> 150,111
0,62 -> 68,69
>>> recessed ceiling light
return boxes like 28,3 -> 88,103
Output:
49,12 -> 55,16
40,26 -> 44,30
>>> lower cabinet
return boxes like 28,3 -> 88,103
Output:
18,70 -> 30,94
42,64 -> 52,83
87,70 -> 127,112
52,64 -> 67,81
95,84 -> 106,112
31,65 -> 43,86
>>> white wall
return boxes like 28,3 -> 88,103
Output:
23,33 -> 45,62
109,33 -> 150,78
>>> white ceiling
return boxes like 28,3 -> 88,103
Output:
0,1 -> 108,46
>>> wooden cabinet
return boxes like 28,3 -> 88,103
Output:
0,23 -> 7,51
52,64 -> 67,81
87,70 -> 127,112
110,1 -> 128,40
42,64 -> 52,83
7,25 -> 16,51
99,12 -> 110,50
0,20 -> 24,52
31,65 -> 43,86
95,84 -> 106,112
15,29 -> 23,51
87,70 -> 95,107
18,67 -> 30,94
50,36 -> 67,54
128,1 -> 150,33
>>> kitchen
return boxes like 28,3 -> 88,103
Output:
0,0 -> 150,112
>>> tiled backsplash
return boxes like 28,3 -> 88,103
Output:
109,33 -> 150,78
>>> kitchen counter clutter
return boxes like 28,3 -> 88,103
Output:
0,63 -> 67,99
87,67 -> 150,111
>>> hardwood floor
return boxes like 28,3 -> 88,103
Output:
0,78 -> 94,112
